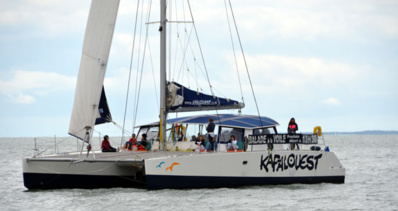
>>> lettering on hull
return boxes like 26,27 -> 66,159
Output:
260,153 -> 323,172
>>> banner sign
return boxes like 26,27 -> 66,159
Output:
248,134 -> 318,145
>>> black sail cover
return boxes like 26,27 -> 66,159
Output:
95,86 -> 112,125
167,82 -> 244,112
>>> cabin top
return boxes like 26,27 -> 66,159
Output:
137,114 -> 279,129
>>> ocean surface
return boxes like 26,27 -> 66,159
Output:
1,135 -> 397,210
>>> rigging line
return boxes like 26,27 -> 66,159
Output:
147,38 -> 159,109
133,0 -> 148,130
168,0 -> 173,81
176,23 -> 195,83
35,136 -> 74,156
186,0 -> 224,148
122,0 -> 141,147
112,121 -> 133,136
133,0 -> 151,129
223,0 -> 244,103
186,0 -> 214,97
170,1 -> 177,81
186,22 -> 214,91
228,0 -> 264,128
194,57 -> 199,90
172,32 -> 179,81
133,0 -> 153,129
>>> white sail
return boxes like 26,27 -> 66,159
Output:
69,0 -> 120,140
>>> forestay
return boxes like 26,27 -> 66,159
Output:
68,0 -> 120,140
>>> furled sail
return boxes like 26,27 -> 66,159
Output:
68,0 -> 120,140
166,82 -> 245,113
95,86 -> 113,125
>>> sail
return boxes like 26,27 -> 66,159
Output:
68,0 -> 120,140
95,86 -> 113,125
166,82 -> 245,113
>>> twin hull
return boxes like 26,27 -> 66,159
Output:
23,151 -> 345,190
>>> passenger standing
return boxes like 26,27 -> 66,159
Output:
288,118 -> 298,134
287,118 -> 299,150
205,118 -> 217,151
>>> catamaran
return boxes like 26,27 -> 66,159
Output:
22,0 -> 345,190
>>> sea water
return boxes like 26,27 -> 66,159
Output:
1,135 -> 397,210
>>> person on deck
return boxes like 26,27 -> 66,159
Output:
195,134 -> 205,152
205,118 -> 217,151
227,135 -> 239,151
125,134 -> 137,150
137,133 -> 151,151
287,118 -> 299,150
101,135 -> 117,152
288,118 -> 298,134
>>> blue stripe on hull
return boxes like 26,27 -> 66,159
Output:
146,175 -> 345,190
23,173 -> 146,190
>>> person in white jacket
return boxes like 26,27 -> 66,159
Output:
227,135 -> 239,151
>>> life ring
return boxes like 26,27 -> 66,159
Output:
313,126 -> 322,137
175,124 -> 188,141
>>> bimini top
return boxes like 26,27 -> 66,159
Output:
140,114 -> 279,129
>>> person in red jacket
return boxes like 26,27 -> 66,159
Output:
287,118 -> 299,150
101,135 -> 116,152
126,134 -> 137,150
287,118 -> 298,134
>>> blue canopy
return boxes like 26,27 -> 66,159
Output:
141,114 -> 279,129
167,82 -> 244,112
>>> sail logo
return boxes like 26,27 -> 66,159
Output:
156,162 -> 165,168
185,100 -> 215,106
260,153 -> 322,172
156,162 -> 180,172
166,162 -> 180,171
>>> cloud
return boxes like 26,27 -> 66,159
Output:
239,54 -> 357,94
9,93 -> 36,104
322,98 -> 341,106
0,1 -> 90,38
230,0 -> 398,41
0,70 -> 76,104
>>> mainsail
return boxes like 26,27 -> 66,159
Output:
166,82 -> 245,113
68,0 -> 120,140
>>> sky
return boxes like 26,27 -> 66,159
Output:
0,0 -> 397,137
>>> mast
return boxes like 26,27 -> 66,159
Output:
159,0 -> 167,150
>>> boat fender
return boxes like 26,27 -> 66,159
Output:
310,146 -> 321,151
313,126 -> 322,137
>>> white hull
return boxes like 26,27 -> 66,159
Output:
23,150 -> 344,189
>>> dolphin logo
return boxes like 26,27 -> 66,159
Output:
156,162 -> 165,168
165,162 -> 180,171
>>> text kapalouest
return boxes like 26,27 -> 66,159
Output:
260,153 -> 323,172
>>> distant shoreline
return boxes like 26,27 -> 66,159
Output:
321,130 -> 398,135
2,130 -> 398,138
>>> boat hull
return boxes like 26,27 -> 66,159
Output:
23,173 -> 144,189
144,151 -> 345,189
22,157 -> 145,189
146,175 -> 344,189
22,150 -> 345,190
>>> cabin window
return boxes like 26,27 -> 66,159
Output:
253,128 -> 272,135
137,126 -> 159,141
219,127 -> 244,143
